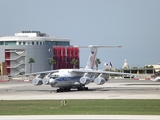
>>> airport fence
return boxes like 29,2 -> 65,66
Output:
134,74 -> 151,80
10,76 -> 35,82
0,75 -> 9,82
0,75 -> 36,82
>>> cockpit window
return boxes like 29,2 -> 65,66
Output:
50,74 -> 60,79
51,76 -> 58,79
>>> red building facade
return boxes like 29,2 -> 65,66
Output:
53,46 -> 79,69
5,51 -> 10,74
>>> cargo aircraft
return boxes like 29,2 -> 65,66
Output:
151,71 -> 160,82
14,45 -> 132,92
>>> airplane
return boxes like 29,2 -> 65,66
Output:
11,45 -> 133,92
151,71 -> 160,82
152,76 -> 160,82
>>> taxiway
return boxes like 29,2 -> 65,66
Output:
0,79 -> 160,100
1,79 -> 160,120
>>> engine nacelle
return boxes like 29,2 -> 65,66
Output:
32,78 -> 43,86
94,77 -> 106,85
80,77 -> 91,85
42,76 -> 50,85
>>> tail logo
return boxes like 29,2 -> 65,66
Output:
90,51 -> 96,69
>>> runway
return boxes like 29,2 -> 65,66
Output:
1,115 -> 160,120
1,79 -> 160,120
0,79 -> 160,100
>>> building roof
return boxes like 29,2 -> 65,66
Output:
0,31 -> 70,42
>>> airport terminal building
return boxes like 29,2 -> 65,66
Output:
0,31 -> 70,75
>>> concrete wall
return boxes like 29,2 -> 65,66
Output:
0,45 -> 54,75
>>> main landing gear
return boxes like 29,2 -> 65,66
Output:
56,87 -> 71,92
56,86 -> 89,92
77,86 -> 88,91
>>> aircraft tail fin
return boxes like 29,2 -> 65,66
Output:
74,45 -> 121,70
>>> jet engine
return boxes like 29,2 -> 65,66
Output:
80,77 -> 91,85
32,78 -> 43,86
94,77 -> 106,85
42,76 -> 50,85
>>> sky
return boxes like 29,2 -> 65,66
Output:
0,0 -> 160,69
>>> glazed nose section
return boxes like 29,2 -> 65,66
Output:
50,78 -> 58,87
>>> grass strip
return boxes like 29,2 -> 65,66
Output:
0,99 -> 160,115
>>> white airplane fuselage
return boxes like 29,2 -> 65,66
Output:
50,69 -> 83,88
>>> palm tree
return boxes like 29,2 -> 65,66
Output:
95,58 -> 101,70
28,58 -> 35,73
48,58 -> 56,70
71,58 -> 78,69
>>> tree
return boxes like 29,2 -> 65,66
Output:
28,58 -> 35,73
144,65 -> 154,69
48,58 -> 56,70
71,58 -> 78,69
95,58 -> 101,70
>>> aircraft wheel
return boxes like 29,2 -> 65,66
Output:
63,88 -> 68,91
77,87 -> 88,91
57,89 -> 60,92
66,88 -> 70,91
85,87 -> 88,90
60,88 -> 64,92
56,88 -> 64,92
77,87 -> 82,91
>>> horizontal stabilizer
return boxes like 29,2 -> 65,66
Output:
73,45 -> 122,48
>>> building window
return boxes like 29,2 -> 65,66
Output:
0,41 -> 4,45
36,42 -> 38,45
27,42 -> 31,45
45,41 -> 50,45
50,41 -> 56,45
5,41 -> 16,45
32,42 -> 34,45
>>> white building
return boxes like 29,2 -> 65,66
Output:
122,59 -> 130,69
0,31 -> 70,75
145,63 -> 160,72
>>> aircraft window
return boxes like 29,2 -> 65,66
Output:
51,75 -> 60,79
52,76 -> 58,79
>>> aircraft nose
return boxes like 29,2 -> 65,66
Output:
50,78 -> 57,87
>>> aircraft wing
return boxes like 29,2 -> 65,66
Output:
9,70 -> 59,78
25,70 -> 59,75
71,69 -> 150,78
71,69 -> 131,75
